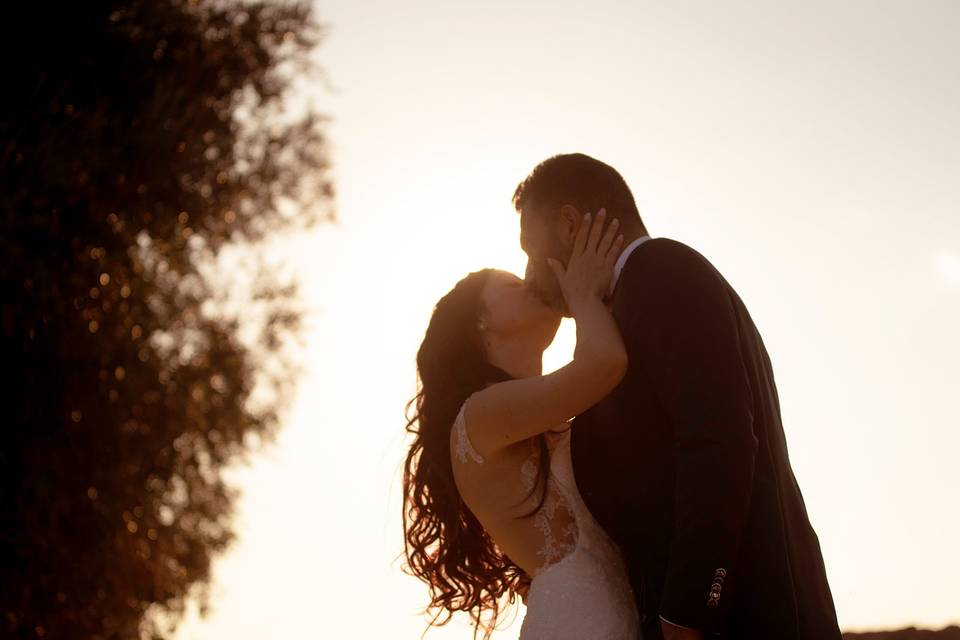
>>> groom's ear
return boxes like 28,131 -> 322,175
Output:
556,204 -> 581,254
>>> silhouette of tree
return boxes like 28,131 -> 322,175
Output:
0,1 -> 332,638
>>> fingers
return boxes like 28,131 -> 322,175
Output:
572,211 -> 590,257
546,257 -> 565,281
545,257 -> 571,305
585,208 -> 607,253
596,215 -> 620,257
604,233 -> 626,270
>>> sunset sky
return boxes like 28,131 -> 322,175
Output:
175,1 -> 959,637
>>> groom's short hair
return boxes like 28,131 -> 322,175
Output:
512,153 -> 643,228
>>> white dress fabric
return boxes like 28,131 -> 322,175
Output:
452,400 -> 641,639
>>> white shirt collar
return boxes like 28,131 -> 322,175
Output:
608,235 -> 651,298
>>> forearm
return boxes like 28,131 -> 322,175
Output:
661,423 -> 757,628
466,300 -> 627,450
570,297 -> 627,383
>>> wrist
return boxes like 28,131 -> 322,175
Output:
567,294 -> 604,318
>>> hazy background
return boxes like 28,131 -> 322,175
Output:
175,1 -> 960,637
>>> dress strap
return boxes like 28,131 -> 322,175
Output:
452,398 -> 485,464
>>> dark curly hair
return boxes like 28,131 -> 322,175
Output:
402,269 -> 550,639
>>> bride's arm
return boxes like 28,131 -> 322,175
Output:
466,210 -> 626,456
466,295 -> 625,452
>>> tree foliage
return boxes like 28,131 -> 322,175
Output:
0,1 -> 332,637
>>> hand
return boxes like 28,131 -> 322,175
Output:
661,619 -> 705,640
546,208 -> 624,315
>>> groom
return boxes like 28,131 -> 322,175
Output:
515,154 -> 842,640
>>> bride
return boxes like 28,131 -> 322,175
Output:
403,210 -> 641,639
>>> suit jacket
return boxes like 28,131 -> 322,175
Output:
571,238 -> 842,639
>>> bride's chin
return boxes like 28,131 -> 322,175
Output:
539,316 -> 562,346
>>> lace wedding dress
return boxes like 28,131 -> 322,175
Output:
452,398 -> 641,639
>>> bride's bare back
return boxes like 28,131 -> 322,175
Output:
450,394 -> 578,578
449,393 -> 640,639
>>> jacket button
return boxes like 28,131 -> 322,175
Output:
715,568 -> 727,578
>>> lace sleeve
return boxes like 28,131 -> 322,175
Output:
452,398 -> 485,465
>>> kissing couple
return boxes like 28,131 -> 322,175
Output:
403,153 -> 843,639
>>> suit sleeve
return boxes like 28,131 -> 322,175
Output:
623,242 -> 759,633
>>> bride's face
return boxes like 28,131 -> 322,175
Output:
480,270 -> 561,350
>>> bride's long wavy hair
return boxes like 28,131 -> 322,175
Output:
402,269 -> 550,639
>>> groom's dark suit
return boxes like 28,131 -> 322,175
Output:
571,238 -> 842,639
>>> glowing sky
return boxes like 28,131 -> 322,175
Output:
175,1 -> 960,637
